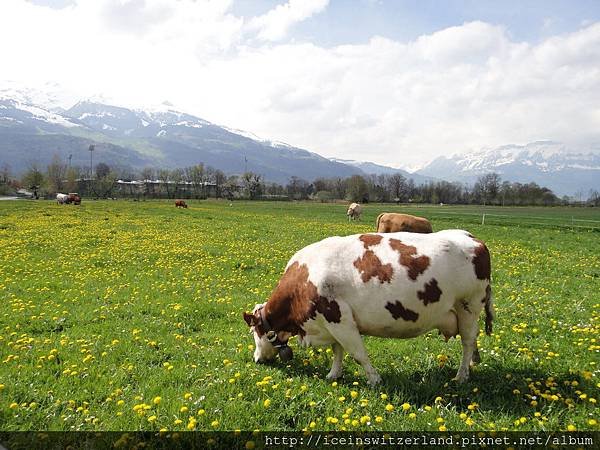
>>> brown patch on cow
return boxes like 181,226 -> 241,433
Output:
257,262 -> 320,336
472,238 -> 491,280
385,301 -> 419,322
310,296 -> 341,323
250,262 -> 344,336
359,234 -> 383,249
353,250 -> 393,283
417,278 -> 442,305
388,238 -> 430,280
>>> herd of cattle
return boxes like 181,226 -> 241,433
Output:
245,204 -> 493,385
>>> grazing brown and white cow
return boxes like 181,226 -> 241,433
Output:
346,202 -> 362,221
243,230 -> 493,385
376,212 -> 433,233
175,200 -> 188,208
56,193 -> 69,204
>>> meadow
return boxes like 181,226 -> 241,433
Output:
0,200 -> 598,433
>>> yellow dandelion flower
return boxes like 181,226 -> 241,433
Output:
385,404 -> 394,412
153,396 -> 161,405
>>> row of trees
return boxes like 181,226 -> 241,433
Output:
269,173 -> 567,206
2,157 -> 599,206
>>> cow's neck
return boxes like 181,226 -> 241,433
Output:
263,295 -> 310,337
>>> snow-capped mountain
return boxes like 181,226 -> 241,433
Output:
0,81 -> 77,112
0,97 -> 361,182
416,141 -> 600,196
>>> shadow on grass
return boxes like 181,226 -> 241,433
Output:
272,357 -> 593,415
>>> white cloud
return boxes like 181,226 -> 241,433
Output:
1,1 -> 600,170
247,0 -> 329,42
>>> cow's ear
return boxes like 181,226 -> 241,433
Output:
243,312 -> 256,327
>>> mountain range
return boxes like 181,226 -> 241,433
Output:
0,96 -> 362,184
416,142 -> 600,197
0,89 -> 598,196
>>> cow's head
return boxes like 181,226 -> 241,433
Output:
243,303 -> 293,363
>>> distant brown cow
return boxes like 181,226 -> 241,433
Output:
175,200 -> 188,208
67,193 -> 81,205
376,213 -> 432,233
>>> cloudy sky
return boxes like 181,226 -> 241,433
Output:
2,0 -> 600,169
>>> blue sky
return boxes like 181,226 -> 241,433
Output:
33,0 -> 600,44
5,1 -> 600,167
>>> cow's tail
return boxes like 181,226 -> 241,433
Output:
484,284 -> 494,335
375,213 -> 385,231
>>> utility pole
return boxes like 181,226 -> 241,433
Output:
244,155 -> 248,173
88,144 -> 95,179
68,154 -> 72,169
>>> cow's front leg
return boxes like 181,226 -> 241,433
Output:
325,306 -> 381,385
326,343 -> 344,380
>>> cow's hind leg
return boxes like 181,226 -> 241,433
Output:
326,343 -> 344,380
324,302 -> 381,385
454,298 -> 484,383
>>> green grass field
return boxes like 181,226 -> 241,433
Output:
0,200 -> 598,432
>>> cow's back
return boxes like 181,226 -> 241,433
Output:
290,230 -> 488,338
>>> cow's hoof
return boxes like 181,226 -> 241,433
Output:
367,373 -> 382,386
326,370 -> 341,380
453,374 -> 469,384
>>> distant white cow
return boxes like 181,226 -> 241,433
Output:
244,230 -> 493,385
56,193 -> 69,205
347,203 -> 362,221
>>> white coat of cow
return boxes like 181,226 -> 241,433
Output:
346,202 -> 362,221
244,229 -> 493,385
56,193 -> 69,204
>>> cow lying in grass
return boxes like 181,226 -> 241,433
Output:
376,212 -> 433,233
244,229 -> 493,385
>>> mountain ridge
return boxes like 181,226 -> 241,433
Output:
1,89 -> 598,195
416,141 -> 600,196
